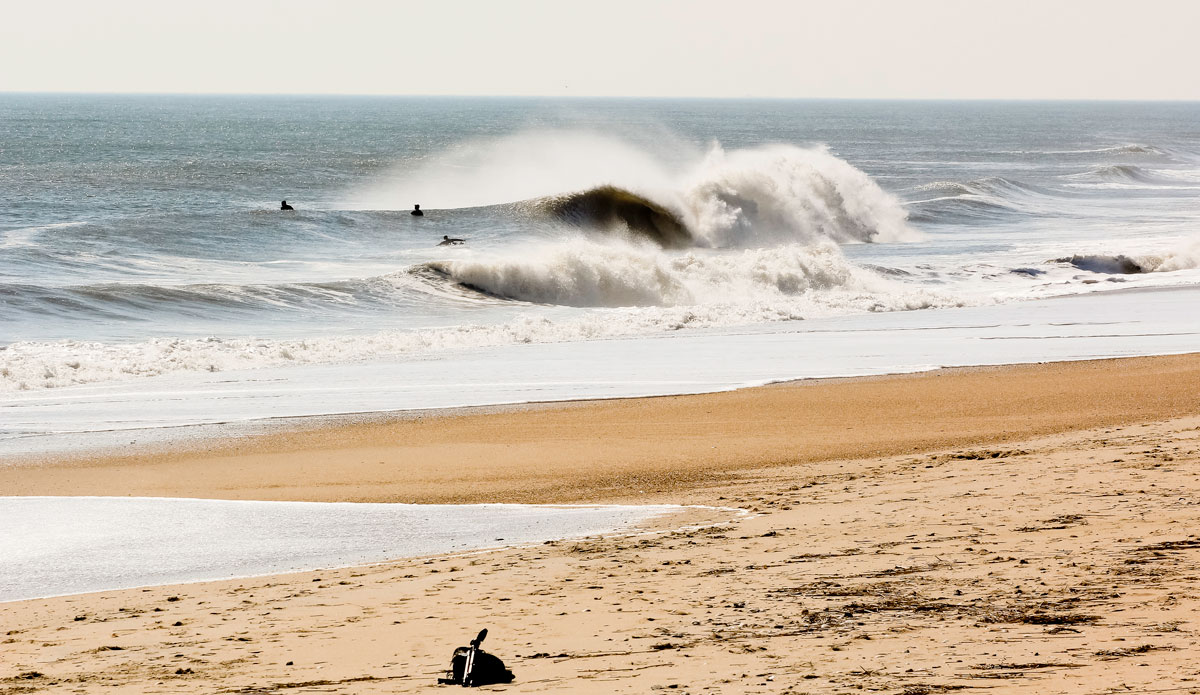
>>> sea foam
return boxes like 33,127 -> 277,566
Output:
424,240 -> 896,308
0,264 -> 955,392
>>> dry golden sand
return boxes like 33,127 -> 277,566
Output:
2,354 -> 1200,694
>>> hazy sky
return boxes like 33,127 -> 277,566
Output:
3,0 -> 1198,99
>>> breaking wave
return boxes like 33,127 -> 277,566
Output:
529,144 -> 920,248
659,145 -> 919,247
350,132 -> 920,248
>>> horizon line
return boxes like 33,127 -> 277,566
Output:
3,91 -> 1200,103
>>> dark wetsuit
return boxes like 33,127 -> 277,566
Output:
281,201 -> 294,210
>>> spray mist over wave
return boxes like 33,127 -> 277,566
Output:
347,130 -> 688,211
347,130 -> 920,248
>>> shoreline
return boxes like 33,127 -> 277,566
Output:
0,347 -> 1175,463
5,353 -> 1200,504
3,352 -> 1200,693
7,281 -> 1200,461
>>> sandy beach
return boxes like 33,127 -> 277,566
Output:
9,9 -> 1200,695
4,353 -> 1200,693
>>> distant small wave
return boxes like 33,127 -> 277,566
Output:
905,176 -> 1051,223
996,144 -> 1165,156
915,177 -> 1052,198
1078,164 -> 1170,185
1065,164 -> 1200,189
1105,144 -> 1163,155
1099,144 -> 1161,154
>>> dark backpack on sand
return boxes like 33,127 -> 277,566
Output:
437,629 -> 515,687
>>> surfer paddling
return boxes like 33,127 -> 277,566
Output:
411,204 -> 424,217
280,200 -> 294,211
438,235 -> 466,246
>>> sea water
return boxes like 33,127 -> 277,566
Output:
4,96 -> 1200,594
3,96 -> 1200,446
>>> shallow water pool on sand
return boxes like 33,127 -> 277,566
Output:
0,496 -> 683,603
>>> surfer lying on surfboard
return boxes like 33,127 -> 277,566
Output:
438,235 -> 466,246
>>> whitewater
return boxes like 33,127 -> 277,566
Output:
3,96 -> 1200,454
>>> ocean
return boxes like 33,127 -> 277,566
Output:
3,95 -> 1200,453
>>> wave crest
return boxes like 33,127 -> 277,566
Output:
541,186 -> 692,249
673,145 -> 920,246
536,146 -> 919,248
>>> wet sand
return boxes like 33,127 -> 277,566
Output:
5,354 -> 1200,505
3,354 -> 1200,693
